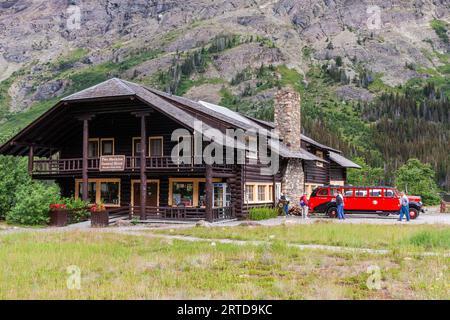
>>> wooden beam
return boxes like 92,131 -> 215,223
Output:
205,165 -> 213,222
82,118 -> 89,202
28,146 -> 34,175
139,113 -> 147,220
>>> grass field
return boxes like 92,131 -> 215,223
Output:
0,229 -> 448,299
156,222 -> 450,253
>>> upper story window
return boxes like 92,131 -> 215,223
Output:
88,139 -> 99,158
316,150 -> 324,167
246,136 -> 258,160
88,138 -> 115,157
149,137 -> 163,157
101,138 -> 114,156
133,137 -> 164,157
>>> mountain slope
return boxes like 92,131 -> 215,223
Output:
0,0 -> 449,188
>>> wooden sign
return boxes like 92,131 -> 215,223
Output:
99,155 -> 126,172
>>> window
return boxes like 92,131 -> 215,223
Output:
317,188 -> 328,196
246,185 -> 254,202
100,139 -> 114,156
76,179 -> 120,206
78,182 -> 96,204
355,189 -> 368,197
100,181 -> 120,205
133,138 -> 141,156
316,150 -> 324,167
258,185 -> 266,202
172,182 -> 194,207
88,139 -> 99,158
369,188 -> 382,197
344,189 -> 354,197
246,136 -> 258,159
268,185 -> 273,201
198,182 -> 206,207
149,137 -> 163,157
385,189 -> 395,197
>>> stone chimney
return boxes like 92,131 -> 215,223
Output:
274,87 -> 304,205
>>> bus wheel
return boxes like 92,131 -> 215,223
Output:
409,208 -> 419,220
327,207 -> 337,218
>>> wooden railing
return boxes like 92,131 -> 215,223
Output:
129,206 -> 207,220
129,206 -> 235,221
212,206 -> 235,220
32,156 -> 235,174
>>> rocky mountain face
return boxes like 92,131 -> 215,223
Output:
0,0 -> 449,187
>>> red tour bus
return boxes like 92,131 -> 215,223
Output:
308,185 -> 424,219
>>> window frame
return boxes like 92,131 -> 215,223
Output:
88,138 -> 100,158
75,178 -> 121,207
100,138 -> 115,156
168,177 -> 221,207
149,136 -> 164,157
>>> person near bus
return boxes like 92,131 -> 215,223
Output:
398,192 -> 410,222
336,190 -> 345,220
300,193 -> 309,219
280,194 -> 290,216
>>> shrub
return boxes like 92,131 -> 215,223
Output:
0,156 -> 30,219
249,207 -> 278,221
63,197 -> 89,223
6,182 -> 60,225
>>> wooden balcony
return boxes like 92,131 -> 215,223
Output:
32,156 -> 235,175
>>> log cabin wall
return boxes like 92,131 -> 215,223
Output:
302,144 -> 329,185
330,161 -> 346,183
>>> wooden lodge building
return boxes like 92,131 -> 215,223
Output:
0,78 -> 360,222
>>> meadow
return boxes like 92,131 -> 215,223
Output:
0,227 -> 448,299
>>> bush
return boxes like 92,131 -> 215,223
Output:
63,197 -> 89,223
249,207 -> 278,221
6,182 -> 60,225
0,156 -> 30,219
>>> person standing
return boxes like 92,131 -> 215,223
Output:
300,193 -> 309,219
280,194 -> 290,216
398,192 -> 410,222
336,190 -> 345,220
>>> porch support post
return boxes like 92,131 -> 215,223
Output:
139,113 -> 147,221
28,145 -> 34,175
205,164 -> 213,222
272,174 -> 276,208
82,118 -> 89,202
78,115 -> 93,203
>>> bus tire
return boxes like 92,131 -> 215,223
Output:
327,206 -> 337,218
409,208 -> 419,220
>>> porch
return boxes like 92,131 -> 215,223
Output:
105,205 -> 235,223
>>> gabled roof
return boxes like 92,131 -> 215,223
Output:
329,151 -> 361,169
62,78 -> 136,101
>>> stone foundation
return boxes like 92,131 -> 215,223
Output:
281,159 -> 304,206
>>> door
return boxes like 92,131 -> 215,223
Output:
383,188 -> 400,212
133,181 -> 159,207
213,183 -> 230,208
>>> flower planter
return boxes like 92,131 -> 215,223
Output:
91,211 -> 109,227
49,209 -> 69,227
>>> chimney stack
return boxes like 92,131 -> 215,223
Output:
274,87 -> 304,205
274,88 -> 301,152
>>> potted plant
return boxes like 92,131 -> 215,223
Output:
90,202 -> 108,227
49,203 -> 68,227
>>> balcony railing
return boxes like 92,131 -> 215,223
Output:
129,206 -> 234,221
32,156 -> 235,175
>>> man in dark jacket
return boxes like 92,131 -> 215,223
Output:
336,190 -> 345,220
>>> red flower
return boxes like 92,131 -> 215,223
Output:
49,203 -> 66,210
